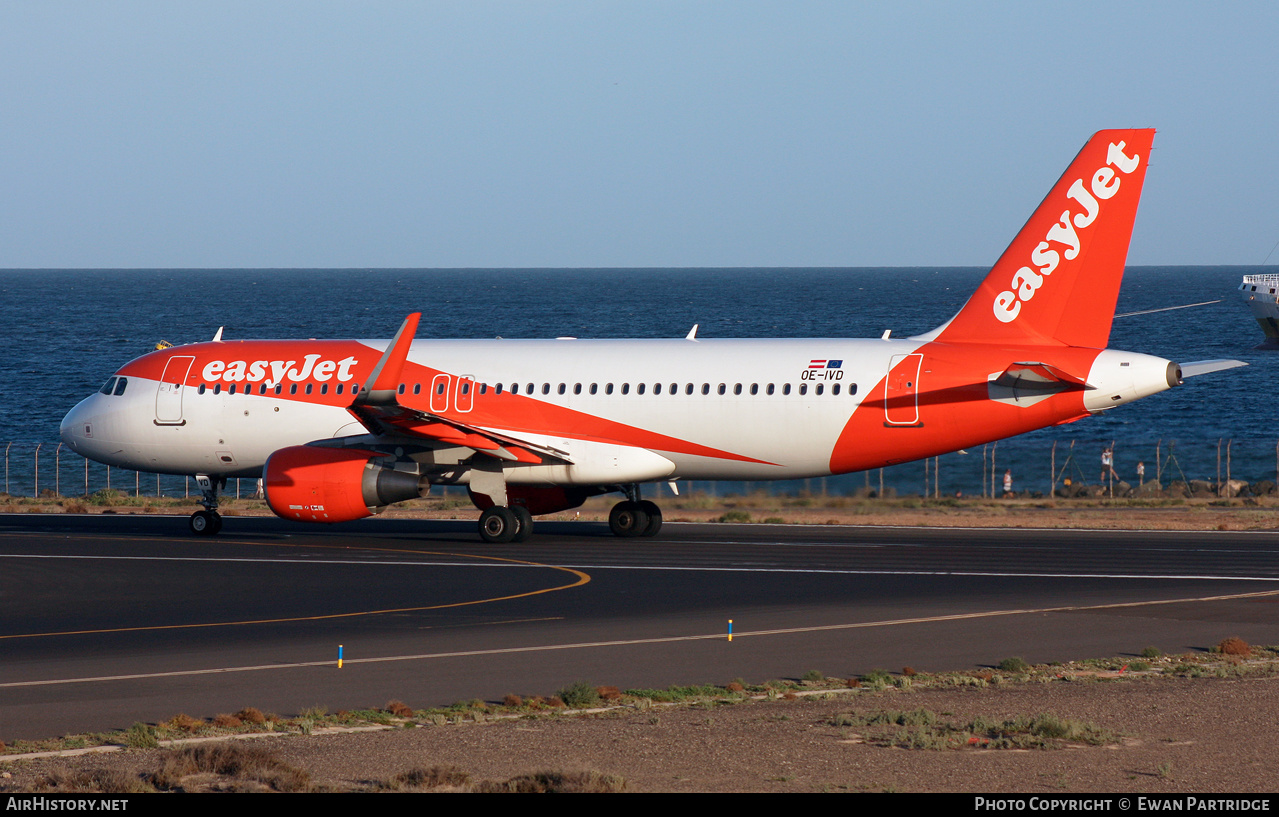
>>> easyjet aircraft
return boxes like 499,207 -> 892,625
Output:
60,129 -> 1242,542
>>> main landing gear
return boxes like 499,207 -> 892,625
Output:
189,475 -> 225,536
478,505 -> 533,544
608,484 -> 662,538
609,499 -> 662,537
474,488 -> 663,542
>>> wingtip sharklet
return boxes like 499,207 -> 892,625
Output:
356,313 -> 421,404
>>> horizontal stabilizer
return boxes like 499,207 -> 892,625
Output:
992,361 -> 1093,391
1179,359 -> 1248,378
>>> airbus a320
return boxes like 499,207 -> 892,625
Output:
60,129 -> 1243,542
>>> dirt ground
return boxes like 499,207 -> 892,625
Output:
3,668 -> 1277,793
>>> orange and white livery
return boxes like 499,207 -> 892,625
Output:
60,130 -> 1242,541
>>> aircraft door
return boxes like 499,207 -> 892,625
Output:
155,355 -> 195,425
884,353 -> 923,426
429,374 -> 452,413
455,375 -> 476,413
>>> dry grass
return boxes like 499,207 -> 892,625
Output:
150,743 -> 311,792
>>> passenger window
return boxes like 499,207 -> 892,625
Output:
229,384 -> 237,395
589,383 -> 598,395
832,384 -> 840,395
290,384 -> 298,395
574,383 -> 582,395
767,383 -> 775,395
542,383 -> 550,395
198,384 -> 206,395
605,383 -> 614,394
799,384 -> 807,395
685,383 -> 693,395
621,383 -> 630,395
702,384 -> 710,395
321,384 -> 328,395
213,384 -> 222,395
849,383 -> 858,395
413,384 -> 421,395
816,384 -> 824,395
717,384 -> 726,395
398,384 -> 405,395
306,384 -> 313,395
637,383 -> 646,395
557,383 -> 566,395
750,384 -> 758,395
733,384 -> 742,395
783,384 -> 791,395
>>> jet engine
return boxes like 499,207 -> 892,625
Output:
263,446 -> 423,523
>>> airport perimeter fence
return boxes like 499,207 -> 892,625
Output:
3,437 -> 1279,505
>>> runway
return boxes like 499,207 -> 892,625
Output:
2,513 -> 1277,741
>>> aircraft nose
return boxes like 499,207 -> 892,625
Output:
60,398 -> 93,453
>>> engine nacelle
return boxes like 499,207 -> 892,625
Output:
467,484 -> 601,516
263,446 -> 423,523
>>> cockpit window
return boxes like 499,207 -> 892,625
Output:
99,377 -> 117,395
113,377 -> 128,396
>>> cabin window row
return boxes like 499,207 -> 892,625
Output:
197,382 -> 362,396
195,380 -> 859,398
399,381 -> 859,397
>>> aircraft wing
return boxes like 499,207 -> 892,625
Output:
346,313 -> 570,465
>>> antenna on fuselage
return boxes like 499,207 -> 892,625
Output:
685,324 -> 699,341
212,326 -> 224,342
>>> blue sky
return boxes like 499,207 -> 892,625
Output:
2,1 -> 1277,268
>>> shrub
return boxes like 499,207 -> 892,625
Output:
123,723 -> 158,749
1217,637 -> 1251,656
998,657 -> 1030,672
557,681 -> 600,709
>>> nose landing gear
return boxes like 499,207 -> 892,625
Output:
189,475 -> 225,536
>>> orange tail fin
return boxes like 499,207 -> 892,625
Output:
930,129 -> 1155,348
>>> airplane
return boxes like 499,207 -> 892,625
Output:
59,129 -> 1244,542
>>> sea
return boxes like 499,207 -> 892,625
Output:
0,266 -> 1273,499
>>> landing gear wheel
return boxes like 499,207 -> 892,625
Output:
511,506 -> 534,542
637,500 -> 662,537
189,510 -> 222,536
609,501 -> 650,538
479,506 -> 518,543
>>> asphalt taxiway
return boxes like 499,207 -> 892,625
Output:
2,514 -> 1277,741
